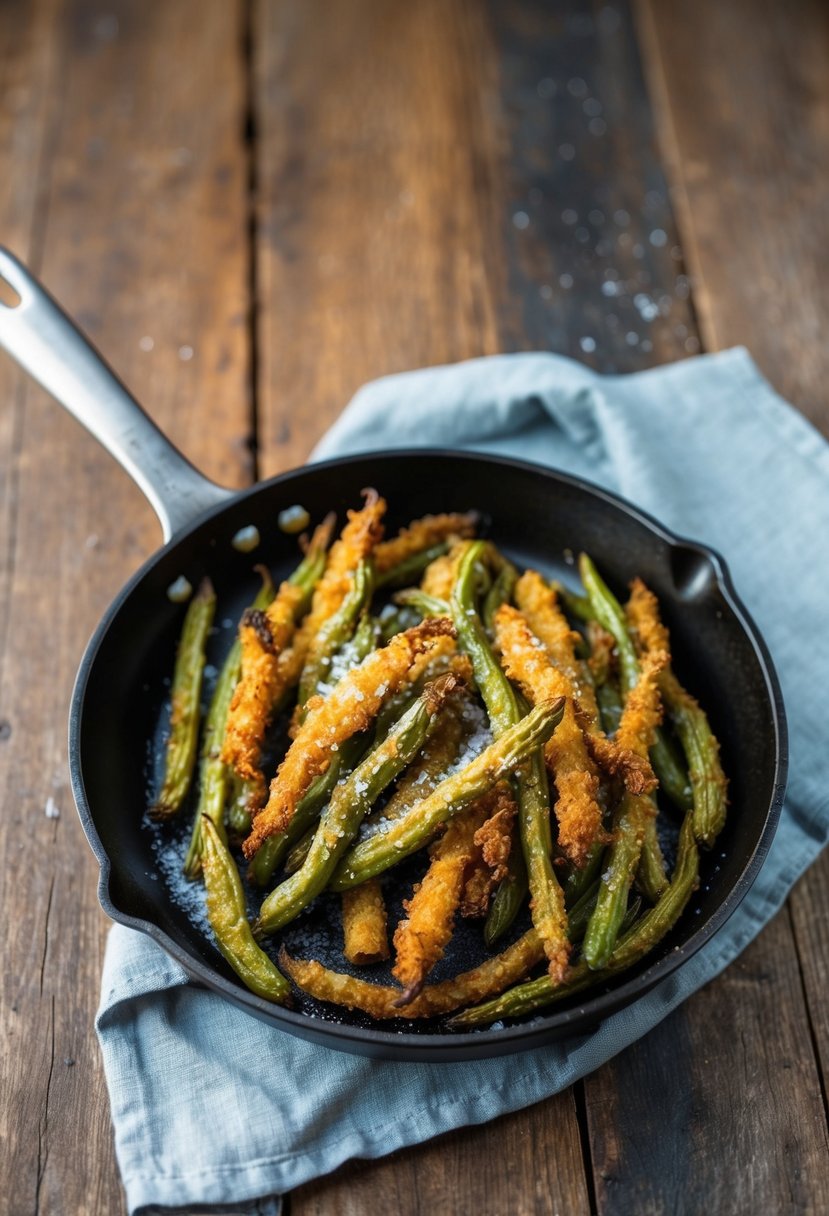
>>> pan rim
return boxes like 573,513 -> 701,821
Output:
69,448 -> 788,1059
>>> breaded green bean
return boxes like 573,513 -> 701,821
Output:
578,554 -> 692,810
662,670 -> 727,846
257,674 -> 463,935
330,697 -> 565,891
184,573 -> 275,877
375,542 -> 450,590
201,817 -> 291,1004
452,543 -> 569,974
297,559 -> 374,708
152,579 -> 216,819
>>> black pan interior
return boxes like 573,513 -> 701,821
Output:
71,451 -> 785,1061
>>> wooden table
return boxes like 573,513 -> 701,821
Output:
2,2 -> 827,1212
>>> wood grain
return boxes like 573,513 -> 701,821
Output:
0,2 -> 250,1213
586,914 -> 829,1214
639,0 -> 829,427
290,1092 -> 590,1216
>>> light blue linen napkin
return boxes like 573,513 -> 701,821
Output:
97,347 -> 829,1214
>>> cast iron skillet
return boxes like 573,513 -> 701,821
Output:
0,248 -> 787,1062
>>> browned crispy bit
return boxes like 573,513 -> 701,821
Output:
242,616 -> 457,857
291,489 -> 387,672
586,619 -> 617,684
342,880 -> 389,965
374,512 -> 478,574
221,582 -> 304,784
460,784 -> 517,917
279,928 -> 545,1020
494,604 -> 606,868
626,577 -> 671,658
392,801 -> 490,1004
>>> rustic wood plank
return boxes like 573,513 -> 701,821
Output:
576,2 -> 829,1212
586,913 -> 829,1214
638,0 -> 829,428
254,0 -> 697,479
0,2 -> 251,1213
290,1090 -> 590,1216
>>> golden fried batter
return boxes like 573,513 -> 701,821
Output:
420,540 -> 473,600
242,617 -> 456,857
392,801 -> 489,1003
615,648 -> 668,759
374,512 -> 478,574
279,928 -> 544,1019
342,880 -> 389,965
221,582 -> 304,783
626,577 -> 671,658
292,489 -> 387,675
494,604 -> 606,868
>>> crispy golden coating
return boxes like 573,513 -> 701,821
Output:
626,577 -> 671,657
279,929 -> 545,1019
514,571 -> 598,719
616,648 -> 668,759
342,880 -> 389,965
494,604 -> 606,868
221,582 -> 304,784
242,617 -> 456,857
586,619 -> 617,685
374,512 -> 478,574
292,489 -> 387,673
420,540 -> 473,600
392,802 -> 489,1003
459,784 -> 517,918
380,700 -> 465,821
512,572 -> 656,796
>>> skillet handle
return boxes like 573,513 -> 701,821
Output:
0,247 -> 234,542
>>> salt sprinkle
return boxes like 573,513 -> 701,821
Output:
167,576 -> 193,603
139,335 -> 154,352
580,337 -> 597,353
178,345 -> 194,362
45,797 -> 60,820
231,525 -> 260,553
512,211 -> 530,230
278,504 -> 310,534
649,228 -> 668,248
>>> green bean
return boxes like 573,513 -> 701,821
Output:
375,542 -> 450,589
284,823 -> 315,874
298,560 -> 374,707
596,679 -> 623,736
482,562 -> 518,633
378,604 -> 420,643
248,734 -> 368,887
550,580 -> 592,624
582,791 -> 651,969
567,882 -> 640,945
564,837 -> 605,906
661,669 -> 728,847
451,542 -> 520,734
449,812 -> 699,1028
483,842 -> 528,946
201,818 -> 291,1003
152,579 -> 216,819
257,681 -> 454,934
636,812 -> 669,901
331,698 -> 565,890
226,773 -> 255,838
394,588 -> 449,618
578,554 -> 692,810
183,574 -> 275,877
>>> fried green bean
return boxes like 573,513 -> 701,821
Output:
184,574 -> 275,877
636,813 -> 669,902
661,670 -> 728,847
451,543 -> 569,973
201,817 -> 291,1003
284,823 -> 315,874
152,579 -> 216,819
257,674 -> 462,935
394,588 -> 450,618
578,554 -> 692,810
248,734 -> 368,887
483,843 -> 528,946
482,561 -> 519,633
331,697 -> 565,891
297,560 -> 374,708
450,812 -> 699,1027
